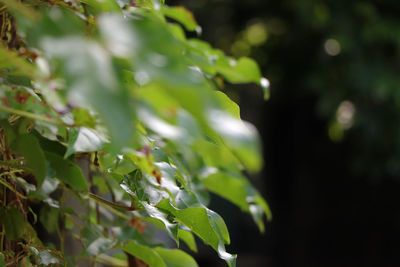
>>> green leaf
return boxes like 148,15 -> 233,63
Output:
157,200 -> 236,266
202,170 -> 248,211
0,207 -> 25,240
201,168 -> 272,232
214,91 -> 241,119
0,0 -> 39,21
122,240 -> 166,267
206,209 -> 230,245
141,202 -> 179,242
215,57 -> 262,84
162,6 -> 199,32
13,134 -> 46,187
79,0 -> 122,14
154,247 -> 198,267
39,204 -> 59,234
206,110 -> 262,172
177,229 -> 197,252
45,152 -> 88,191
40,32 -> 134,153
82,223 -> 104,246
0,253 -> 5,267
64,127 -> 107,158
0,47 -> 36,77
157,202 -> 219,248
71,108 -> 97,128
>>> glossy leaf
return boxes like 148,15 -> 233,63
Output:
0,1 -> 269,266
157,200 -> 236,266
64,127 -> 107,158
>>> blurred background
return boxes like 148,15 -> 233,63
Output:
169,0 -> 400,266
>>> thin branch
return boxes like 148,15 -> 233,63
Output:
0,105 -> 67,126
88,193 -> 137,211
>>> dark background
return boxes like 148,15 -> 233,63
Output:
169,0 -> 400,266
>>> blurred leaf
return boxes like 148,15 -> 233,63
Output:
45,152 -> 88,191
0,253 -> 5,267
206,110 -> 262,172
79,0 -> 122,14
13,134 -> 46,187
64,127 -> 107,158
40,32 -> 134,153
37,250 -> 62,265
86,237 -> 116,255
71,108 -> 97,128
214,91 -> 241,119
215,57 -> 262,84
39,205 -> 59,234
0,47 -> 36,77
33,176 -> 59,200
0,0 -> 39,21
162,6 -> 199,32
29,246 -> 63,266
0,207 -> 25,240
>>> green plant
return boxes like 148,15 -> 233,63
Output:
0,0 -> 270,266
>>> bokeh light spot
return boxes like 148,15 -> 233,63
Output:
324,38 -> 341,56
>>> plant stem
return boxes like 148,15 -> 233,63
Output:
0,178 -> 26,199
0,105 -> 65,126
88,193 -> 136,211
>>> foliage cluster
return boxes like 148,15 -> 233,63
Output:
0,0 -> 269,266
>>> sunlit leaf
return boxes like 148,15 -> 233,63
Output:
122,240 -> 166,267
64,127 -> 108,158
162,6 -> 199,32
154,247 -> 198,267
177,229 -> 197,252
215,57 -> 262,84
157,200 -> 236,266
79,0 -> 122,14
200,168 -> 272,231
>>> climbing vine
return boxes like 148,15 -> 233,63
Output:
0,0 -> 270,266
